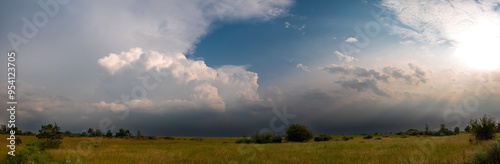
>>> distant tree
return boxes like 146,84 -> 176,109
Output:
465,126 -> 472,133
63,131 -> 72,137
106,130 -> 113,138
80,132 -> 88,137
469,115 -> 497,140
115,128 -> 129,138
454,127 -> 460,134
36,122 -> 63,149
425,124 -> 430,134
0,124 -> 6,134
87,128 -> 95,137
95,129 -> 103,137
439,124 -> 454,136
286,124 -> 313,142
136,130 -> 143,139
407,129 -> 419,132
23,131 -> 34,136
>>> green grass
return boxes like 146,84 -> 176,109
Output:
1,133 -> 497,163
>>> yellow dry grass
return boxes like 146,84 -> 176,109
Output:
0,133 -> 496,163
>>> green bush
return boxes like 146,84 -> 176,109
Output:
236,132 -> 282,144
465,126 -> 471,133
6,140 -> 53,164
235,137 -> 252,144
163,136 -> 174,140
286,124 -> 313,142
363,135 -> 373,139
469,115 -> 497,140
454,127 -> 460,134
36,123 -> 63,149
271,136 -> 283,143
251,131 -> 275,143
466,140 -> 500,163
314,134 -> 332,142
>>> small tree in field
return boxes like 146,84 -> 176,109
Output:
454,127 -> 460,134
469,115 -> 497,140
425,124 -> 429,135
286,124 -> 313,142
465,126 -> 471,133
106,130 -> 113,138
36,122 -> 63,149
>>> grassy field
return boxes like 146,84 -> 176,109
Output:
1,133 -> 497,163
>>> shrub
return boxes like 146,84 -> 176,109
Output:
36,123 -> 63,149
363,135 -> 373,139
236,132 -> 282,144
342,136 -> 350,141
15,137 -> 22,145
144,136 -> 157,140
271,136 -> 283,143
465,126 -> 471,133
251,131 -> 275,143
235,137 -> 252,144
163,136 -> 174,140
454,127 -> 460,134
314,136 -> 324,141
189,137 -> 203,141
466,140 -> 500,163
285,124 -> 313,142
106,130 -> 113,138
314,134 -> 332,142
6,140 -> 53,163
469,115 -> 497,140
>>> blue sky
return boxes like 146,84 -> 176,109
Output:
2,0 -> 500,136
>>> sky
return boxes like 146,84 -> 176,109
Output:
2,0 -> 500,137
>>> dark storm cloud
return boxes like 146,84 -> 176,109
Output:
336,79 -> 389,97
322,64 -> 389,82
321,63 -> 429,96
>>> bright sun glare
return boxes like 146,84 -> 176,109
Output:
454,21 -> 500,70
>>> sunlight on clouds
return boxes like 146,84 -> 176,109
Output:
97,48 -> 143,74
95,48 -> 263,112
454,20 -> 500,70
382,0 -> 500,70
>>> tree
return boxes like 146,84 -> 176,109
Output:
425,124 -> 429,134
106,130 -> 113,138
63,131 -> 72,137
285,124 -> 313,142
136,130 -> 143,139
95,129 -> 103,137
0,124 -> 7,134
465,126 -> 471,133
87,128 -> 95,137
439,124 -> 454,136
36,122 -> 63,149
469,115 -> 497,140
115,128 -> 130,138
454,127 -> 460,134
80,132 -> 88,137
125,130 -> 133,137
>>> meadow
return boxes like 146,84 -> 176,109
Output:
1,133 -> 496,163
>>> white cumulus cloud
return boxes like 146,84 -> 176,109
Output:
335,51 -> 357,63
345,37 -> 358,43
297,63 -> 311,72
